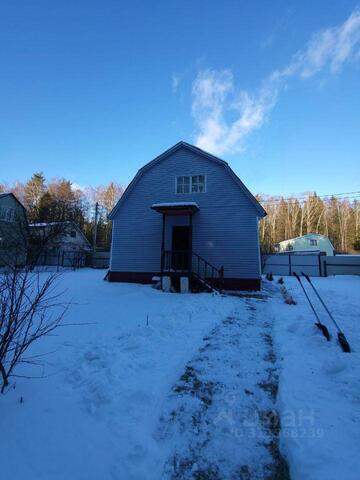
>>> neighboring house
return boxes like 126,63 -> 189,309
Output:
0,193 -> 28,267
108,141 -> 266,290
29,221 -> 92,266
276,233 -> 335,256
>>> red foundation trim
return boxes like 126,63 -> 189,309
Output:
108,271 -> 261,291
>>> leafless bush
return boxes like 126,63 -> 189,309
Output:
0,267 -> 67,392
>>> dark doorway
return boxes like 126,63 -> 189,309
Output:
172,226 -> 190,270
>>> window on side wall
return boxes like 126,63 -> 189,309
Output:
176,175 -> 206,194
7,208 -> 15,222
0,207 -> 15,223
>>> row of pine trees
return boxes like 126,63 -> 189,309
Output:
1,174 -> 359,253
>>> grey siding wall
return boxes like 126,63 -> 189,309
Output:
110,147 -> 261,279
0,195 -> 28,266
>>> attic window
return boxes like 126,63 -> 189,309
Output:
70,230 -> 77,238
176,175 -> 206,194
309,239 -> 318,246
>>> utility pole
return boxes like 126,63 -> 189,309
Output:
93,202 -> 99,251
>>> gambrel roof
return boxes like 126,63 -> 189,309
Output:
108,141 -> 266,219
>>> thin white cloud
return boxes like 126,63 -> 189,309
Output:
191,70 -> 233,153
192,8 -> 360,155
192,70 -> 279,154
261,7 -> 294,50
312,7 -> 360,74
172,73 -> 181,93
273,7 -> 360,80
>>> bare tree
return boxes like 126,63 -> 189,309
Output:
287,198 -> 302,238
0,268 -> 67,392
85,182 -> 124,248
354,201 -> 360,244
337,200 -> 352,252
258,192 -> 360,253
0,213 -> 70,393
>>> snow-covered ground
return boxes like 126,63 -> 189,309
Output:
271,275 -> 360,480
0,269 -> 359,479
0,269 -> 280,479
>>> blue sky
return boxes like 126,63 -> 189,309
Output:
1,0 -> 359,196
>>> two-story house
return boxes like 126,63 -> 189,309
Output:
0,193 -> 28,267
29,221 -> 92,266
108,142 -> 266,291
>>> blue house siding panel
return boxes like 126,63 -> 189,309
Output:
110,146 -> 261,279
192,210 -> 260,278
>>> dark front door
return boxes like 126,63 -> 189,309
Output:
172,226 -> 190,270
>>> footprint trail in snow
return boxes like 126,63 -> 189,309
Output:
156,296 -> 289,479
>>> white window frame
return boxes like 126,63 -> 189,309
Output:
175,175 -> 191,194
309,239 -> 318,246
175,175 -> 207,194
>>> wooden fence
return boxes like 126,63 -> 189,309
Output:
34,251 -> 110,269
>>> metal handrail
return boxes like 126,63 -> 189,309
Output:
191,251 -> 221,277
163,250 -> 190,272
162,250 -> 224,291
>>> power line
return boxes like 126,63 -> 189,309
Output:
262,195 -> 360,205
261,197 -> 360,208
260,190 -> 360,202
259,191 -> 360,206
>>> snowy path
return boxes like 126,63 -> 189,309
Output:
156,295 -> 289,479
